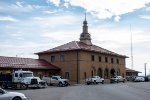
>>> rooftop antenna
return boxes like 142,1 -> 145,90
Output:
130,24 -> 134,69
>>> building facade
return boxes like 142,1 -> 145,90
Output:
0,56 -> 60,78
36,18 -> 127,83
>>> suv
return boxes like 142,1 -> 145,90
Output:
86,76 -> 104,85
110,76 -> 125,83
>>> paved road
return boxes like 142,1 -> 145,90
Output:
8,82 -> 150,100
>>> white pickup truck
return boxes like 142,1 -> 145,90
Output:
42,76 -> 69,87
86,76 -> 104,85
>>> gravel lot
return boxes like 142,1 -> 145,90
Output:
7,82 -> 150,100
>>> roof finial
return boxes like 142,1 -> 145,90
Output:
85,11 -> 86,21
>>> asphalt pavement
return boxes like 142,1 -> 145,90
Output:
8,82 -> 150,100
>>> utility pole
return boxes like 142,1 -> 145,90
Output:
144,63 -> 147,77
130,25 -> 133,69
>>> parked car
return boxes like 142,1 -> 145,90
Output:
86,76 -> 104,85
0,88 -> 27,100
42,76 -> 69,87
134,76 -> 145,82
110,76 -> 125,83
144,76 -> 150,82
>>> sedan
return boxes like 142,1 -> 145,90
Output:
134,76 -> 145,82
0,88 -> 27,100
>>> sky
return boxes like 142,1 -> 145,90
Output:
0,0 -> 150,75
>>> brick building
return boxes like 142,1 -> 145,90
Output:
0,56 -> 60,78
36,18 -> 128,83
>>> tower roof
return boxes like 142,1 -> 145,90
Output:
80,14 -> 92,45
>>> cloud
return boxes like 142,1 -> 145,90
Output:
0,16 -> 19,22
49,0 -> 150,21
31,14 -> 80,28
146,7 -> 150,11
42,29 -> 80,42
89,25 -> 150,50
114,16 -> 121,22
47,0 -> 61,7
16,2 -> 23,7
0,1 -> 37,13
43,10 -> 57,14
139,15 -> 150,19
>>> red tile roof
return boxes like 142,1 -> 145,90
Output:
0,56 -> 60,70
126,68 -> 141,73
36,41 -> 127,57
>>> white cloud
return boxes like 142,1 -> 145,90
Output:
0,16 -> 19,22
146,7 -> 150,11
140,15 -> 150,19
43,10 -> 57,14
49,0 -> 150,21
114,16 -> 121,22
16,2 -> 23,7
42,29 -> 80,41
0,2 -> 34,13
47,0 -> 61,7
89,25 -> 150,50
31,14 -> 80,28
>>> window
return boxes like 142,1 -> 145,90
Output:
84,72 -> 86,79
105,57 -> 108,63
19,73 -> 22,77
60,55 -> 65,62
111,58 -> 114,63
65,72 -> 69,79
52,77 -> 58,80
117,59 -> 119,64
51,56 -> 55,62
99,56 -> 101,62
15,73 -> 18,77
91,70 -> 94,76
91,55 -> 95,61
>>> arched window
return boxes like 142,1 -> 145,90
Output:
97,68 -> 102,77
91,70 -> 93,76
84,72 -> 86,80
110,68 -> 115,78
104,68 -> 108,79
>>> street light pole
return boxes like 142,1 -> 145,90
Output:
144,63 -> 147,77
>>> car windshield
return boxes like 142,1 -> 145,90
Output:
22,73 -> 33,77
57,76 -> 61,79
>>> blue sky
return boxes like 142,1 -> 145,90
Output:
0,0 -> 150,75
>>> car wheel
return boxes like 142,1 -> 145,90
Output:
123,80 -> 125,83
64,81 -> 69,86
1,83 -> 7,89
12,97 -> 22,100
102,80 -> 104,84
58,82 -> 63,87
117,80 -> 119,83
86,82 -> 90,85
94,80 -> 96,84
21,84 -> 28,90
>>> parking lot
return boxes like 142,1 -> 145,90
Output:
7,82 -> 150,100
